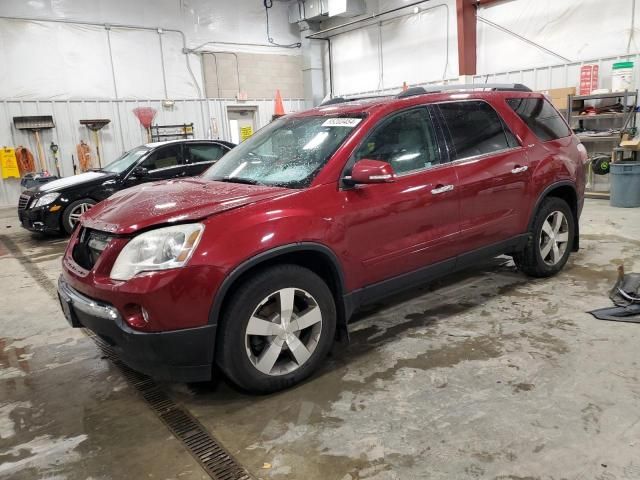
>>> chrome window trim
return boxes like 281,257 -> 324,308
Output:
447,145 -> 525,166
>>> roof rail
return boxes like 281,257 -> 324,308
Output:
319,97 -> 349,106
318,94 -> 390,107
396,83 -> 532,99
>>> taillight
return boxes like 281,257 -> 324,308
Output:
577,143 -> 589,165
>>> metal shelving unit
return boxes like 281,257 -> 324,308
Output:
150,123 -> 195,142
567,90 -> 638,199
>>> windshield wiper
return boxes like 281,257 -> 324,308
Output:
215,177 -> 262,185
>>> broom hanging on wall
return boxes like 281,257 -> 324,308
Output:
132,107 -> 157,143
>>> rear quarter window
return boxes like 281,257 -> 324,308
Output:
438,100 -> 516,160
507,97 -> 571,142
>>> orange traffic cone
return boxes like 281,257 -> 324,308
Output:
274,90 -> 285,117
402,81 -> 409,91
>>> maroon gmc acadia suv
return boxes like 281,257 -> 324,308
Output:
58,84 -> 586,393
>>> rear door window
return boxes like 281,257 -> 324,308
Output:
438,101 -> 515,160
507,97 -> 571,141
187,143 -> 227,163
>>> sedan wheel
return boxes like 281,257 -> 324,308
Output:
62,198 -> 97,234
68,202 -> 93,228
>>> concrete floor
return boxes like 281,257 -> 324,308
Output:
1,199 -> 640,480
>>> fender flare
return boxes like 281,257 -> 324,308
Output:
208,242 -> 347,326
527,180 -> 578,229
526,180 -> 580,251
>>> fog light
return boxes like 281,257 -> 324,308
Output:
122,303 -> 149,329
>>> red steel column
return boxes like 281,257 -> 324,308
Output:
456,0 -> 503,76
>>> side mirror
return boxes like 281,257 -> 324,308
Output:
346,159 -> 396,185
131,166 -> 148,178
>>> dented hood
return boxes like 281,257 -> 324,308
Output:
82,178 -> 292,235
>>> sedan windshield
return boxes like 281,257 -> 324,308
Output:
203,115 -> 363,188
102,147 -> 150,174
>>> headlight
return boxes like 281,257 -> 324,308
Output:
110,224 -> 204,281
32,193 -> 60,208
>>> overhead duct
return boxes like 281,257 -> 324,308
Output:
288,0 -> 365,23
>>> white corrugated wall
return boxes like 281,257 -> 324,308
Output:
0,97 -> 309,206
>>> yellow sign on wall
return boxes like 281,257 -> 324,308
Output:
0,147 -> 20,179
240,126 -> 253,142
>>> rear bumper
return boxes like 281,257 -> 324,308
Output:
18,207 -> 62,233
58,276 -> 216,383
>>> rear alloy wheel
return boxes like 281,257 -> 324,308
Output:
513,197 -> 575,277
63,199 -> 96,234
539,210 -> 570,267
217,265 -> 336,393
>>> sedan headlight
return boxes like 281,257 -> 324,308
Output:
110,224 -> 204,281
32,193 -> 60,208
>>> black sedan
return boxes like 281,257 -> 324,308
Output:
18,139 -> 235,235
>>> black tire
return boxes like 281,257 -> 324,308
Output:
513,197 -> 575,278
62,198 -> 96,234
217,264 -> 336,394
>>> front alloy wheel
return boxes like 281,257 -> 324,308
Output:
245,288 -> 322,376
217,264 -> 336,394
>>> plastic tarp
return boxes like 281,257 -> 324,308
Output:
0,19 -> 201,100
0,0 -> 300,100
477,0 -> 640,74
331,0 -> 457,95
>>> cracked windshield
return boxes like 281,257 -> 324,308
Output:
203,115 -> 363,188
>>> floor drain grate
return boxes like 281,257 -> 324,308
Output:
92,337 -> 253,480
0,235 -> 252,480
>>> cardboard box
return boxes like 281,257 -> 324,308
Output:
620,133 -> 640,151
538,87 -> 576,111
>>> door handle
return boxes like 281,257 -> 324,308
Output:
431,184 -> 454,195
511,166 -> 529,174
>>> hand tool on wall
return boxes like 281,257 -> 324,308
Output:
76,141 -> 93,172
50,142 -> 61,177
79,119 -> 111,168
12,115 -> 55,173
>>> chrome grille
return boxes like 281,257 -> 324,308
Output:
72,228 -> 113,270
18,194 -> 31,210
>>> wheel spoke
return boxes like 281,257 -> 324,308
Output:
551,242 -> 561,263
286,334 -> 311,366
291,306 -> 322,332
246,316 -> 282,336
255,342 -> 283,374
279,288 -> 296,325
541,220 -> 553,238
556,232 -> 569,243
552,212 -> 563,234
540,239 -> 553,259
